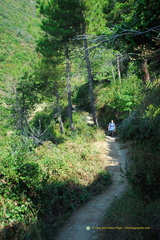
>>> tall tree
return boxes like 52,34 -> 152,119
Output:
37,0 -> 84,131
116,54 -> 121,82
82,22 -> 99,126
103,0 -> 160,83
122,0 -> 160,83
79,0 -> 108,127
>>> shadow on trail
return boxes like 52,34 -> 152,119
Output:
1,166 -> 111,240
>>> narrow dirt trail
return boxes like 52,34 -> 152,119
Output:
55,137 -> 128,240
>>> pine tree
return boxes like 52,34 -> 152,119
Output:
37,0 -> 84,131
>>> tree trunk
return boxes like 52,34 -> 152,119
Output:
142,59 -> 150,84
82,23 -> 98,127
65,43 -> 74,131
55,91 -> 65,135
116,54 -> 121,82
111,63 -> 115,82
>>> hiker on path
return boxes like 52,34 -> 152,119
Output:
108,120 -> 116,137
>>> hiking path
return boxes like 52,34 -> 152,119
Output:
55,137 -> 129,240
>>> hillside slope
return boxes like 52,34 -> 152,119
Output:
0,0 -> 40,95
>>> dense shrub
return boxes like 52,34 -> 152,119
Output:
118,82 -> 160,200
126,146 -> 160,201
74,84 -> 90,112
96,75 -> 142,124
29,107 -> 57,144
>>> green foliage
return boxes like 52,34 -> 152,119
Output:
118,83 -> 160,146
1,0 -> 160,239
0,104 -> 12,137
125,0 -> 160,37
0,0 -> 40,83
37,0 -> 84,54
126,146 -> 160,201
33,59 -> 66,98
96,75 -> 142,124
0,129 -> 111,239
84,0 -> 107,35
0,0 -> 41,141
103,0 -> 134,28
0,137 -> 41,229
102,0 -> 160,81
70,112 -> 103,140
118,83 -> 160,200
91,48 -> 117,83
74,84 -> 90,111
29,106 -> 57,144
11,73 -> 39,130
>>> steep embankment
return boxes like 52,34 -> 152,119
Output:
55,137 -> 128,240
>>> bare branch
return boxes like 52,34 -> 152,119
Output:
75,25 -> 160,44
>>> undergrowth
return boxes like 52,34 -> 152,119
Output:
0,128 -> 111,240
98,188 -> 160,240
99,82 -> 160,240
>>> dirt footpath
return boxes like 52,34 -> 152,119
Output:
55,137 -> 129,240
